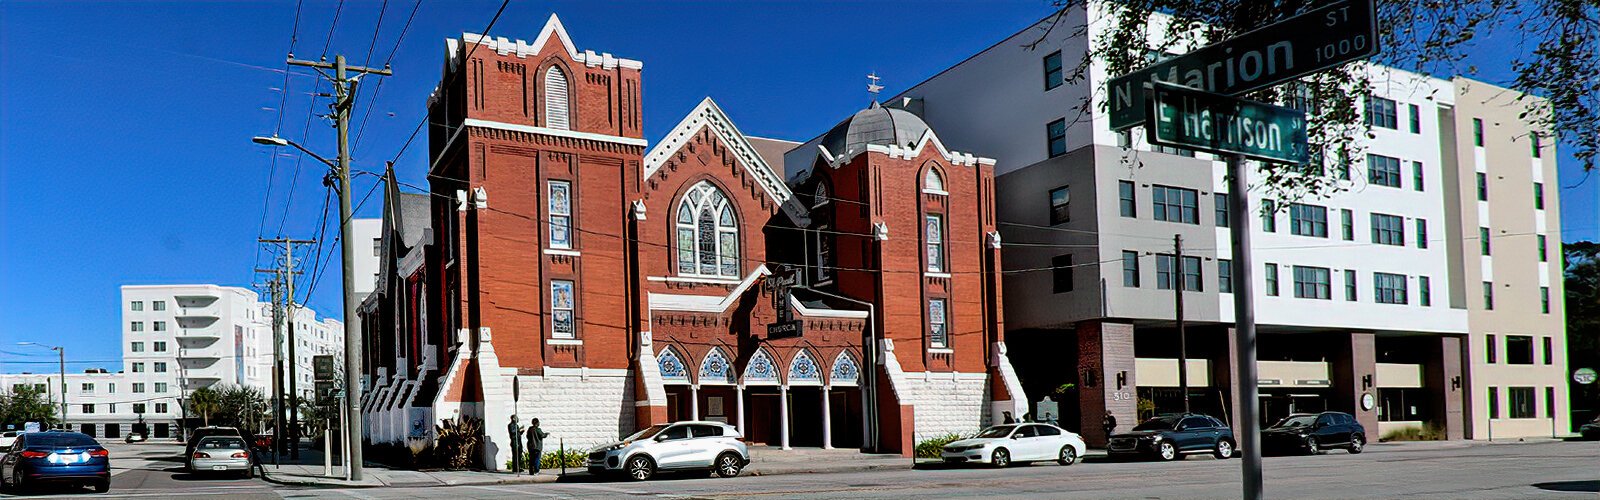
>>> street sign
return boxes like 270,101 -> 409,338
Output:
316,381 -> 337,402
313,354 -> 335,382
1146,81 -> 1309,164
1108,0 -> 1378,130
767,320 -> 804,339
1575,367 -> 1597,385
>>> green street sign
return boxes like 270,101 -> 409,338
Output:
1146,81 -> 1309,164
1108,0 -> 1378,130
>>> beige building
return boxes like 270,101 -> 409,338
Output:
1441,78 -> 1569,439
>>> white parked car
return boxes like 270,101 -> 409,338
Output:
587,421 -> 748,481
941,423 -> 1086,467
0,431 -> 18,449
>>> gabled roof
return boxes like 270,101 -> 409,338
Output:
441,14 -> 642,87
643,97 -> 809,225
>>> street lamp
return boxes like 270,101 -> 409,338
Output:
18,342 -> 66,429
252,136 -> 336,168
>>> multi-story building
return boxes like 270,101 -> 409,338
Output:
0,370 -> 155,439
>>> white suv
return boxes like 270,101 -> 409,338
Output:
587,421 -> 748,481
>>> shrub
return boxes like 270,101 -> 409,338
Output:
1380,424 -> 1444,442
914,433 -> 969,459
506,449 -> 587,471
433,416 -> 483,470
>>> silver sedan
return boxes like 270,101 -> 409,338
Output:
188,436 -> 254,478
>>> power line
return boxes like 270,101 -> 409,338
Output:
319,0 -> 347,60
353,0 -> 423,151
253,0 -> 309,288
386,0 -> 511,165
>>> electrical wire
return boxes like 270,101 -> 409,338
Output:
353,0 -> 423,151
253,0 -> 307,289
385,0 -> 511,166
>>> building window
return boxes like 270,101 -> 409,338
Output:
372,237 -> 381,257
1546,387 -> 1556,417
153,341 -> 167,352
1534,182 -> 1545,210
1345,270 -> 1358,301
1507,335 -> 1534,364
1543,337 -> 1554,365
1118,181 -> 1136,218
928,299 -> 948,349
1374,272 -> 1408,304
1215,193 -> 1229,227
1155,255 -> 1202,291
1412,161 -> 1425,191
132,362 -> 144,373
1367,154 -> 1402,188
1416,219 -> 1429,249
1293,266 -> 1332,299
1483,281 -> 1495,310
154,362 -> 167,373
1052,254 -> 1073,293
1378,388 -> 1430,422
925,214 -> 946,272
82,404 -> 95,414
1218,259 -> 1233,293
154,383 -> 167,393
676,181 -> 740,278
133,383 -> 145,393
81,383 -> 93,393
814,224 -> 833,283
153,321 -> 166,332
1152,185 -> 1198,224
1122,251 -> 1140,288
1370,213 -> 1405,246
1488,387 -> 1500,418
1478,226 -> 1493,255
1046,118 -> 1067,158
1265,263 -> 1279,296
1476,172 -> 1489,201
1366,96 -> 1397,129
1538,235 -> 1548,262
1541,286 -> 1551,314
1050,186 -> 1071,224
923,168 -> 946,193
133,403 -> 146,414
152,301 -> 165,311
1531,131 -> 1543,157
1182,256 -> 1201,292
544,66 -> 570,130
550,280 -> 575,339
131,322 -> 143,332
1262,200 -> 1277,233
155,403 -> 167,413
548,180 -> 572,249
131,342 -> 144,353
1472,118 -> 1484,146
1043,50 -> 1063,90
1487,334 -> 1498,363
1341,209 -> 1353,241
1420,276 -> 1432,306
1289,203 -> 1328,237
1508,387 -> 1535,419
107,383 -> 114,394
1408,103 -> 1421,134
131,301 -> 143,311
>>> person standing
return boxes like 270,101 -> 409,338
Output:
507,415 -> 524,474
1002,411 -> 1016,424
525,418 -> 549,474
1102,412 -> 1118,441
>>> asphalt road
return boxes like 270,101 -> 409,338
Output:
1,439 -> 1594,499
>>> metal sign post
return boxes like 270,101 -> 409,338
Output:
1224,154 -> 1263,499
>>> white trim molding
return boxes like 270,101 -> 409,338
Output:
642,97 -> 809,225
461,118 -> 647,147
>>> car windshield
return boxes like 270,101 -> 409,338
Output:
974,425 -> 1015,439
624,425 -> 667,441
28,433 -> 97,447
1272,415 -> 1318,428
1132,417 -> 1178,431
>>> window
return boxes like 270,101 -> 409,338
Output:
1050,186 -> 1071,224
1543,337 -> 1554,365
1416,219 -> 1429,249
1122,251 -> 1140,288
1367,154 -> 1402,188
1118,181 -> 1136,218
1506,336 -> 1534,364
155,403 -> 167,413
676,182 -> 740,278
155,362 -> 168,373
1218,259 -> 1233,293
1341,209 -> 1353,241
1534,182 -> 1545,210
1487,334 -> 1497,363
1156,255 -> 1176,290
1285,81 -> 1316,114
1293,266 -> 1332,299
1370,214 -> 1404,246
1483,281 -> 1495,310
372,237 -> 381,257
152,301 -> 165,311
1420,276 -> 1432,306
82,404 -> 95,414
1408,103 -> 1421,133
153,321 -> 166,332
1374,272 -> 1408,304
1508,387 -> 1535,419
1531,131 -> 1543,157
1476,173 -> 1488,201
925,215 -> 946,272
1479,227 -> 1491,255
1262,200 -> 1277,233
814,222 -> 833,283
548,180 -> 572,249
131,301 -> 143,311
923,168 -> 945,193
928,299 -> 948,349
1541,286 -> 1551,314
133,383 -> 145,393
1052,254 -> 1074,293
153,341 -> 167,352
1538,235 -> 1549,262
1155,255 -> 1200,291
1046,118 -> 1067,158
1152,185 -> 1198,224
1412,161 -> 1425,191
1289,203 -> 1328,237
107,383 -> 115,394
1345,270 -> 1358,301
132,362 -> 145,373
1265,263 -> 1279,296
154,382 -> 167,393
1214,194 -> 1229,227
550,280 -> 575,339
1043,51 -> 1063,90
544,66 -> 570,130
1378,388 -> 1431,422
1472,118 -> 1484,146
1366,96 -> 1397,129
131,321 -> 143,332
81,383 -> 93,393
1546,387 -> 1557,418
131,342 -> 144,353
1487,387 -> 1500,418
133,403 -> 146,414
1182,256 -> 1201,292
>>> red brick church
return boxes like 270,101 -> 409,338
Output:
358,14 -> 1026,469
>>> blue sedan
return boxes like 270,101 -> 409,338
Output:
0,431 -> 111,493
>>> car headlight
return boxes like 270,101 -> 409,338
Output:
1142,435 -> 1162,442
595,443 -> 625,453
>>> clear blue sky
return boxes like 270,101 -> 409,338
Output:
2,1 -> 1594,371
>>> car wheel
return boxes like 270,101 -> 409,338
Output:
1057,445 -> 1078,466
1156,442 -> 1177,461
1348,434 -> 1365,454
93,480 -> 110,493
1214,439 -> 1235,459
625,455 -> 655,481
714,452 -> 743,478
991,448 -> 1011,468
1304,436 -> 1320,455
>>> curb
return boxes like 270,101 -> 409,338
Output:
262,470 -> 564,489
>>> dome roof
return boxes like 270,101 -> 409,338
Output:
818,101 -> 931,158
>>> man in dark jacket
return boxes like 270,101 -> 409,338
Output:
525,418 -> 549,474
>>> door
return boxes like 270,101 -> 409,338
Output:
1032,425 -> 1066,460
1177,417 -> 1213,451
686,424 -> 726,466
1006,425 -> 1039,460
1312,413 -> 1341,447
651,425 -> 694,469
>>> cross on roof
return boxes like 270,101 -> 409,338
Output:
866,72 -> 884,98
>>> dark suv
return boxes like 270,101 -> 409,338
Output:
1107,414 -> 1235,461
1262,412 -> 1366,455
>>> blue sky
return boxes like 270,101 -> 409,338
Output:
1,1 -> 1594,371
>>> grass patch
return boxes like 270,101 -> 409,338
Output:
1380,425 -> 1444,442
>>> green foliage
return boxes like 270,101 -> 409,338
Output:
1380,425 -> 1444,442
0,386 -> 59,427
210,384 -> 269,432
188,386 -> 222,427
1137,397 -> 1157,420
506,449 -> 586,471
434,416 -> 483,470
915,433 -> 970,459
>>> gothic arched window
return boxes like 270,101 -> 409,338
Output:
675,181 -> 739,278
543,66 -> 570,130
923,167 -> 945,193
657,347 -> 688,382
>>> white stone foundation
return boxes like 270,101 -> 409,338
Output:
899,371 -> 991,442
512,370 -> 637,452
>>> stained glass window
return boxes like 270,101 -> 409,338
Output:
789,350 -> 820,382
925,215 -> 945,272
699,347 -> 734,384
550,280 -> 575,338
830,353 -> 859,385
929,299 -> 948,348
744,349 -> 778,383
548,180 -> 572,249
676,182 -> 739,278
658,348 -> 687,381
924,168 -> 944,192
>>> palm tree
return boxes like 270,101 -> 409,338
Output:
188,387 -> 221,427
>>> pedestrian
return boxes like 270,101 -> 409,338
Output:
1044,412 -> 1056,426
525,418 -> 549,475
508,415 -> 524,474
1102,412 -> 1117,439
1002,411 -> 1015,424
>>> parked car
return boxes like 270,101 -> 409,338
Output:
0,431 -> 111,493
587,421 -> 748,481
0,431 -> 18,449
1578,415 -> 1600,440
1261,412 -> 1366,455
124,432 -> 147,444
1107,414 -> 1235,461
940,423 -> 1086,467
188,436 -> 254,478
185,427 -> 255,462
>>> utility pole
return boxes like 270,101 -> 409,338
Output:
260,238 -> 310,460
260,275 -> 285,463
286,54 -> 390,481
1175,234 -> 1190,414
